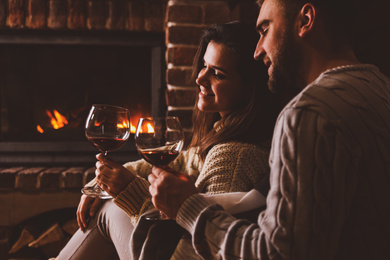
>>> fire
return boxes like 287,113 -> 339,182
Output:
117,121 -> 129,129
37,109 -> 69,133
147,123 -> 154,133
37,125 -> 44,134
46,110 -> 69,129
36,108 -> 150,135
117,119 -> 137,133
130,114 -> 148,134
130,123 -> 136,133
136,122 -> 154,133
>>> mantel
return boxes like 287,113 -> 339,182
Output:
0,29 -> 165,46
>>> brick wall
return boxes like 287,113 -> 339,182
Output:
0,166 -> 95,192
2,0 -> 167,31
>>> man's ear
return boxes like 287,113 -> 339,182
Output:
297,3 -> 315,37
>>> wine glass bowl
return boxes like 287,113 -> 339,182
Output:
135,117 -> 184,167
82,104 -> 130,199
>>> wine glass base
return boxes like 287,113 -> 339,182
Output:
144,211 -> 168,221
81,186 -> 113,199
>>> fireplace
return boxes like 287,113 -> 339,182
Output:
0,29 -> 166,259
0,29 -> 166,166
0,1 -> 251,258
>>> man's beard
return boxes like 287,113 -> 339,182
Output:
268,31 -> 303,95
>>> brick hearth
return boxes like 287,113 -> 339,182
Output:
0,166 -> 95,229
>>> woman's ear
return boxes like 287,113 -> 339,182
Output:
297,3 -> 315,37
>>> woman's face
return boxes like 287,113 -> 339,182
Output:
196,41 -> 245,117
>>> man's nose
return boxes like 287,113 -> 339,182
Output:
254,41 -> 265,61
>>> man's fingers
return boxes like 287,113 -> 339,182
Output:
151,166 -> 168,178
148,171 -> 157,184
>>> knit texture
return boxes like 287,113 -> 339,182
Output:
176,64 -> 390,260
114,141 -> 270,224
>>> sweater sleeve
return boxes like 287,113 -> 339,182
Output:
114,148 -> 201,224
195,142 -> 270,194
177,107 -> 361,260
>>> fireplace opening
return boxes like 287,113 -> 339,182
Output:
0,30 -> 166,166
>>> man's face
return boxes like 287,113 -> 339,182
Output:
254,0 -> 303,94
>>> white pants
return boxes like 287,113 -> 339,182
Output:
57,200 -> 133,260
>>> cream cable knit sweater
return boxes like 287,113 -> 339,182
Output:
114,141 -> 270,224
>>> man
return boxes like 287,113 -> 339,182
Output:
148,0 -> 390,259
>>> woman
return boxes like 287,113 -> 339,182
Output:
57,21 -> 282,259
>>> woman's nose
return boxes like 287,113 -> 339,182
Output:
196,68 -> 209,86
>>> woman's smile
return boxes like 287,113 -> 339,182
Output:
196,41 -> 244,117
199,87 -> 215,97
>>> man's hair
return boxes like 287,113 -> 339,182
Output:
256,0 -> 358,41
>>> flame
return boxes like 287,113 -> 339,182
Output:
131,123 -> 136,133
117,121 -> 129,129
135,122 -> 154,133
130,114 -> 148,134
36,108 -> 150,135
37,125 -> 44,133
147,123 -> 154,133
37,109 -> 69,133
46,110 -> 68,129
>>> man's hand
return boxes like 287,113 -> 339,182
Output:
76,195 -> 103,231
148,166 -> 198,219
95,153 -> 135,198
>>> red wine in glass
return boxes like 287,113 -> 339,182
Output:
82,104 -> 130,199
135,116 -> 184,220
87,137 -> 128,153
139,150 -> 180,166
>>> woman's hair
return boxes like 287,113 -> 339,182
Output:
188,21 -> 282,161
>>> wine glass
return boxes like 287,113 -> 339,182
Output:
135,116 -> 184,219
82,104 -> 130,199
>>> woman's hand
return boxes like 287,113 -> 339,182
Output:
95,153 -> 135,198
76,195 -> 103,231
148,166 -> 198,220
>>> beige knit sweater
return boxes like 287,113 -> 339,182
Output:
113,141 -> 270,224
